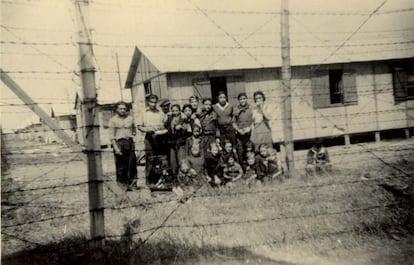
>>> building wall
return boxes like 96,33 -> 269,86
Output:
74,104 -> 117,147
166,71 -> 248,106
244,61 -> 413,142
129,59 -> 412,143
150,74 -> 169,100
98,107 -> 115,147
167,72 -> 197,106
130,74 -> 168,105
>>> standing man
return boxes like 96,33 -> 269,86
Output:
213,91 -> 236,146
159,99 -> 171,117
233,93 -> 253,164
137,94 -> 167,185
159,98 -> 172,162
108,102 -> 137,191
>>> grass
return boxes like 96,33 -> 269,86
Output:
2,235 -> 284,265
1,138 -> 414,264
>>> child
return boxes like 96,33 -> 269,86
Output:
256,144 -> 283,182
244,140 -> 255,155
243,152 -> 258,184
189,95 -> 203,118
199,98 -> 220,156
147,156 -> 170,188
154,167 -> 174,190
182,104 -> 201,133
267,146 -> 283,181
186,124 -> 203,156
242,140 -> 255,170
187,144 -> 205,178
176,159 -> 198,193
222,154 -> 243,186
204,142 -> 223,186
306,139 -> 332,176
221,139 -> 239,164
176,159 -> 205,192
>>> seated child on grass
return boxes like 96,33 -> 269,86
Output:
186,124 -> 203,156
266,146 -> 283,180
255,144 -> 283,182
241,140 -> 255,171
222,154 -> 243,187
306,139 -> 331,176
176,159 -> 204,193
221,139 -> 239,164
243,152 -> 258,184
204,142 -> 223,186
148,156 -> 173,189
187,144 -> 205,177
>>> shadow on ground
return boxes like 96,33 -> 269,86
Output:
2,221 -> 295,265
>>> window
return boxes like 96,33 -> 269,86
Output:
144,81 -> 152,96
312,68 -> 357,108
329,70 -> 343,104
409,76 -> 414,99
393,62 -> 414,102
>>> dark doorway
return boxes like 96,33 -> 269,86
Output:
210,77 -> 227,104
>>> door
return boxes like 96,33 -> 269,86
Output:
210,77 -> 227,104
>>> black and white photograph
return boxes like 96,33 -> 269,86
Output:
1,0 -> 413,264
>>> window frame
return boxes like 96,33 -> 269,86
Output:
144,81 -> 152,97
392,64 -> 414,102
311,66 -> 357,109
328,69 -> 344,105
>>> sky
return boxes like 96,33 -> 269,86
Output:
1,0 -> 413,132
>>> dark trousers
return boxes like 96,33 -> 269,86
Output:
170,143 -> 186,175
236,133 -> 251,165
145,133 -> 168,184
218,124 -> 236,147
202,134 -> 216,156
114,138 -> 137,188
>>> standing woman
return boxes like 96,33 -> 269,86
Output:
213,91 -> 236,147
182,103 -> 201,133
251,91 -> 273,149
166,104 -> 187,175
189,95 -> 203,118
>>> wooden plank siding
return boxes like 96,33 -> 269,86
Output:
128,57 -> 413,143
167,71 -> 248,106
133,52 -> 161,85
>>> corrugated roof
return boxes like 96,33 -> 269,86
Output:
129,1 -> 414,73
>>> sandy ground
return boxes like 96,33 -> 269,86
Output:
1,137 -> 414,264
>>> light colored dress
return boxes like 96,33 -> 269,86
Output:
251,103 -> 273,148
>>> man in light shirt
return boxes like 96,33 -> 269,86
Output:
108,102 -> 137,191
137,94 -> 167,185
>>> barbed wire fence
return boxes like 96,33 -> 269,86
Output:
1,0 -> 414,260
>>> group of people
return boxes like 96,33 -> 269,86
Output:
137,91 -> 282,191
108,90 -> 332,192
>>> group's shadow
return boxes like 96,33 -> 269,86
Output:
2,221 -> 296,265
